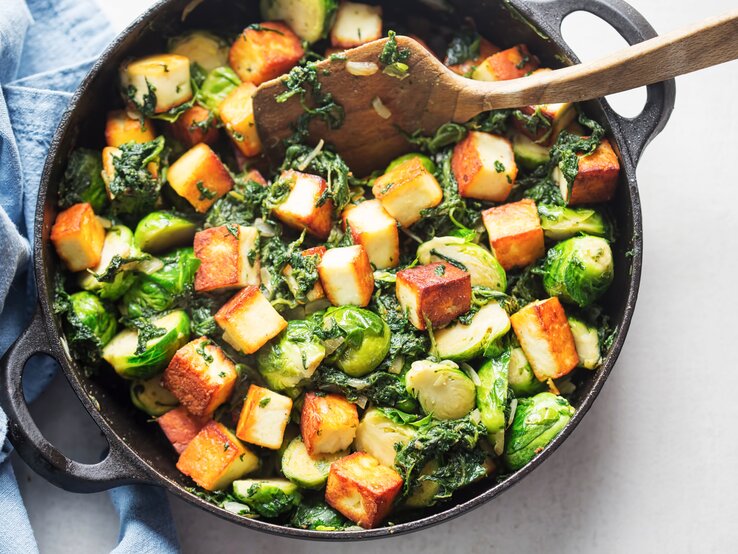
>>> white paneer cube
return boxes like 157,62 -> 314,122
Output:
330,2 -> 383,48
318,245 -> 375,307
342,200 -> 400,269
452,131 -> 517,202
120,54 -> 192,114
482,199 -> 545,270
372,157 -> 443,227
194,225 -> 260,293
236,385 -> 293,450
272,170 -> 334,240
301,392 -> 359,456
214,286 -> 288,355
510,297 -> 579,382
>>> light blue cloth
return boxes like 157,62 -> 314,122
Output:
0,1 -> 180,552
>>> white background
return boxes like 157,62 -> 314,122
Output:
12,0 -> 738,552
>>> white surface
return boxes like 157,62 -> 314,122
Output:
12,0 -> 738,552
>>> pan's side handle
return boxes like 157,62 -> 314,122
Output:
520,0 -> 677,165
0,309 -> 151,493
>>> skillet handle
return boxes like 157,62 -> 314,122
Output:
0,309 -> 151,493
521,0 -> 677,166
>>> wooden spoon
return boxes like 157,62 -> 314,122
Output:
253,10 -> 738,176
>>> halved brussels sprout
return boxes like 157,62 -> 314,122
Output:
386,152 -> 437,174
257,320 -> 326,394
403,460 -> 440,508
504,392 -> 575,471
476,351 -> 510,455
434,301 -> 510,362
405,359 -> 476,420
133,211 -> 197,254
512,132 -> 550,170
507,346 -> 545,397
168,31 -> 229,73
68,291 -> 118,347
196,66 -> 241,113
232,478 -> 302,518
543,236 -> 614,307
322,307 -> 391,377
130,376 -> 179,416
568,316 -> 602,369
281,436 -> 345,489
102,310 -> 191,380
79,225 -> 137,300
417,236 -> 506,291
538,204 -> 611,241
354,408 -> 416,467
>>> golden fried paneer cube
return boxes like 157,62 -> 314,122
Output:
50,203 -> 105,272
163,337 -> 238,418
236,384 -> 293,450
452,131 -> 517,202
330,2 -> 383,48
214,286 -> 288,355
157,406 -> 209,454
325,452 -> 403,529
510,297 -> 579,381
446,37 -> 500,76
176,421 -> 259,491
167,143 -> 234,213
372,157 -> 443,227
272,170 -> 334,240
472,44 -> 539,81
553,138 -> 620,205
482,199 -> 545,270
193,225 -> 260,293
170,105 -> 219,148
219,82 -> 262,158
228,21 -> 304,86
105,110 -> 156,147
301,392 -> 359,456
283,245 -> 327,304
318,245 -> 375,307
342,199 -> 400,269
120,54 -> 192,114
396,262 -> 472,330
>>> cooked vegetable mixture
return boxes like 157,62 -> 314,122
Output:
51,0 -> 619,531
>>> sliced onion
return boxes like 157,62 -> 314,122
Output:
346,61 -> 379,76
388,356 -> 404,375
136,257 -> 164,275
354,396 -> 369,409
253,218 -> 276,237
461,362 -> 481,386
507,398 -> 518,429
323,336 -> 346,356
372,96 -> 392,120
95,216 -> 112,229
401,227 -> 423,244
296,139 -> 325,171
181,0 -> 205,21
222,501 -> 253,516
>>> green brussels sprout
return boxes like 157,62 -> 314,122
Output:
290,499 -> 352,531
417,236 -> 506,291
168,31 -> 229,73
476,351 -> 510,455
512,132 -> 551,170
130,376 -> 179,416
260,0 -> 338,43
543,236 -> 614,307
121,248 -> 200,319
504,392 -> 575,471
354,408 -> 416,467
79,225 -> 138,301
257,320 -> 326,393
232,479 -> 302,518
102,310 -> 191,380
403,460 -> 441,508
538,204 -> 611,241
434,301 -> 510,362
386,152 -> 437,174
281,436 -> 345,489
405,359 -> 476,420
58,148 -> 108,212
568,316 -> 602,369
133,211 -> 197,254
68,291 -> 118,347
507,346 -> 545,397
322,307 -> 391,377
197,66 -> 241,113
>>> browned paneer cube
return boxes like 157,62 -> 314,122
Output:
553,138 -> 620,205
372,157 -> 443,227
167,143 -> 234,213
219,82 -> 262,158
395,262 -> 472,331
342,199 -> 400,269
330,2 -> 383,48
283,246 -> 327,303
482,199 -> 545,270
229,21 -> 304,86
318,245 -> 375,307
325,452 -> 403,529
214,286 -> 288,355
170,105 -> 219,148
50,203 -> 105,272
446,37 -> 500,76
163,337 -> 238,418
176,421 -> 259,491
510,297 -> 579,381
236,385 -> 293,450
120,54 -> 193,114
301,392 -> 359,456
271,170 -> 334,240
472,44 -> 539,81
105,110 -> 156,147
157,406 -> 209,454
452,131 -> 517,202
193,225 -> 260,293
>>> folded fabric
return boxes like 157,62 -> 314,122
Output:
0,1 -> 180,552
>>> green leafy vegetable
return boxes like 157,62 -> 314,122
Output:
107,137 -> 165,223
445,29 -> 482,66
312,366 -> 418,413
205,174 -> 269,228
58,148 -> 108,212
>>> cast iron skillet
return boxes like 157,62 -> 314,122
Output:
0,0 -> 675,540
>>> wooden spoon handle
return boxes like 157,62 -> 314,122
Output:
458,9 -> 738,116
